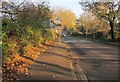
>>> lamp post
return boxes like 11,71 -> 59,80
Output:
56,18 -> 62,44
58,19 -> 62,44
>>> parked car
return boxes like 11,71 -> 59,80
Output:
62,33 -> 67,37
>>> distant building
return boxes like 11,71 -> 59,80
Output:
50,18 -> 61,28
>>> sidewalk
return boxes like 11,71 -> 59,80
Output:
22,39 -> 75,80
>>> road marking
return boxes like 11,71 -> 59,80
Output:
64,40 -> 77,80
69,60 -> 77,80
77,65 -> 88,81
76,64 -> 88,81
64,38 -> 88,81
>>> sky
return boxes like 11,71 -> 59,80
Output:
49,0 -> 84,18
1,0 -> 84,18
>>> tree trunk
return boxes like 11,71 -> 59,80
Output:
109,21 -> 114,40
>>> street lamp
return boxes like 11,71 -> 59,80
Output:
56,18 -> 62,44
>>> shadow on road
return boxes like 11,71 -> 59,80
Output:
21,55 -> 71,72
43,52 -> 69,59
45,44 -> 66,50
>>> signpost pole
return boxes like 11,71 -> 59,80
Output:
59,34 -> 60,44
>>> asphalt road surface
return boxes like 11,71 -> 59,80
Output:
63,35 -> 118,81
23,35 -> 118,81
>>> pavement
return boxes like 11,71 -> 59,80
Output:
22,39 -> 76,80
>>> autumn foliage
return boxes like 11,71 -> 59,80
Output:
1,1 -> 57,81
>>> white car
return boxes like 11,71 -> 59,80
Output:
62,33 -> 67,37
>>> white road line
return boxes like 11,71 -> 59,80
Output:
69,60 -> 77,80
69,50 -> 88,80
64,40 -> 77,80
64,38 -> 88,81
77,65 -> 88,81
76,64 -> 83,80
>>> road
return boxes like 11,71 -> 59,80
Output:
22,35 -> 118,81
63,35 -> 119,81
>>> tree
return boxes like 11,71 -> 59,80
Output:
2,0 -> 51,28
2,1 -> 57,81
17,2 -> 51,28
78,12 -> 100,37
52,8 -> 76,29
79,1 -> 120,40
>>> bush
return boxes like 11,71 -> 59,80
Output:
2,24 -> 57,80
41,29 -> 57,44
2,1 -> 56,80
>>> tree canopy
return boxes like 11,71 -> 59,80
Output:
79,1 -> 120,40
52,8 -> 77,29
78,12 -> 101,35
